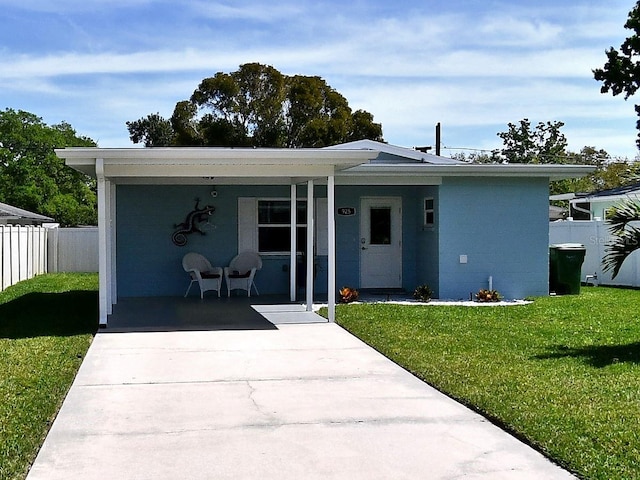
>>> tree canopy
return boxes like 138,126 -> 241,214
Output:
593,1 -> 640,149
0,108 -> 97,226
452,118 -> 568,165
127,63 -> 384,148
496,119 -> 567,164
452,118 -> 640,196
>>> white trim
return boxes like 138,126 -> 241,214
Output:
255,198 -> 307,255
96,159 -> 109,326
110,183 -> 117,305
340,163 -> 594,181
424,197 -> 435,227
306,180 -> 314,311
360,196 -> 403,289
328,175 -> 336,322
290,184 -> 297,302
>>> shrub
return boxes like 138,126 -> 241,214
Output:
339,286 -> 359,303
413,284 -> 433,302
340,287 -> 360,303
475,289 -> 502,302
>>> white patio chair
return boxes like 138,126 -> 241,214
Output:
182,252 -> 223,299
224,251 -> 263,297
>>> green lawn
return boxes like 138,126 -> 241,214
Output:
334,288 -> 640,480
0,273 -> 98,480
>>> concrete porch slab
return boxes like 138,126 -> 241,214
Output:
105,296 -> 327,332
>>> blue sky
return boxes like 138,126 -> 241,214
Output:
1,0 -> 638,159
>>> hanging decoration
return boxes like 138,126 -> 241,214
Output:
172,198 -> 216,247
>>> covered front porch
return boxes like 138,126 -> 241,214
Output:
57,147 -> 379,327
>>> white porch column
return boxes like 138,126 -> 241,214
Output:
96,159 -> 109,326
109,182 -> 117,306
306,180 -> 314,311
327,175 -> 336,322
290,183 -> 297,302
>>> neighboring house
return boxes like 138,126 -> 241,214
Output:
0,202 -> 54,225
549,204 -> 568,221
552,183 -> 640,221
56,140 -> 592,326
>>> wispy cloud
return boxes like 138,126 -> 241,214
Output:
188,0 -> 303,22
0,0 -> 154,12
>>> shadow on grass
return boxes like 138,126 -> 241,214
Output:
0,291 -> 98,339
534,342 -> 640,368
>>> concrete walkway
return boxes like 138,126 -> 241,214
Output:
27,317 -> 575,479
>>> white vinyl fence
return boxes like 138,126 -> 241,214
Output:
0,226 -> 99,292
48,227 -> 98,273
549,220 -> 640,287
0,225 -> 48,291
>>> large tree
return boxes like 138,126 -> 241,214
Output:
495,118 -> 568,164
0,108 -> 97,226
127,63 -> 384,148
593,1 -> 640,149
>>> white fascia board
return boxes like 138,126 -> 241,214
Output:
340,163 -> 595,180
103,163 -> 337,178
56,147 -> 377,163
56,147 -> 377,179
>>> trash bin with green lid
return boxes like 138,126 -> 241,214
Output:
549,243 -> 587,295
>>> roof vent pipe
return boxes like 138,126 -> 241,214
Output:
436,122 -> 441,156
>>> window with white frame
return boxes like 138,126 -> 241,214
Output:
424,197 -> 435,226
257,199 -> 307,254
238,197 -> 328,255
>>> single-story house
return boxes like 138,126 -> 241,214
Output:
555,182 -> 640,220
0,201 -> 54,225
56,140 -> 592,326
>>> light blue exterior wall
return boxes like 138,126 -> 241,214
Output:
117,184 -> 303,297
115,179 -> 548,300
333,185 -> 439,294
437,177 -> 549,299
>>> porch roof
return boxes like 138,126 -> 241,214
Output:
55,147 -> 378,184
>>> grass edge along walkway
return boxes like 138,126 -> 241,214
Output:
331,288 -> 640,480
0,273 -> 98,480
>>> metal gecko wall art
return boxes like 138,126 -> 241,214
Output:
172,198 -> 216,247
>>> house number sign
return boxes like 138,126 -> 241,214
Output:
337,207 -> 356,216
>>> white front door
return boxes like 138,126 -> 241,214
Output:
360,197 -> 402,288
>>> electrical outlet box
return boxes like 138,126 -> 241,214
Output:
459,255 -> 468,264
